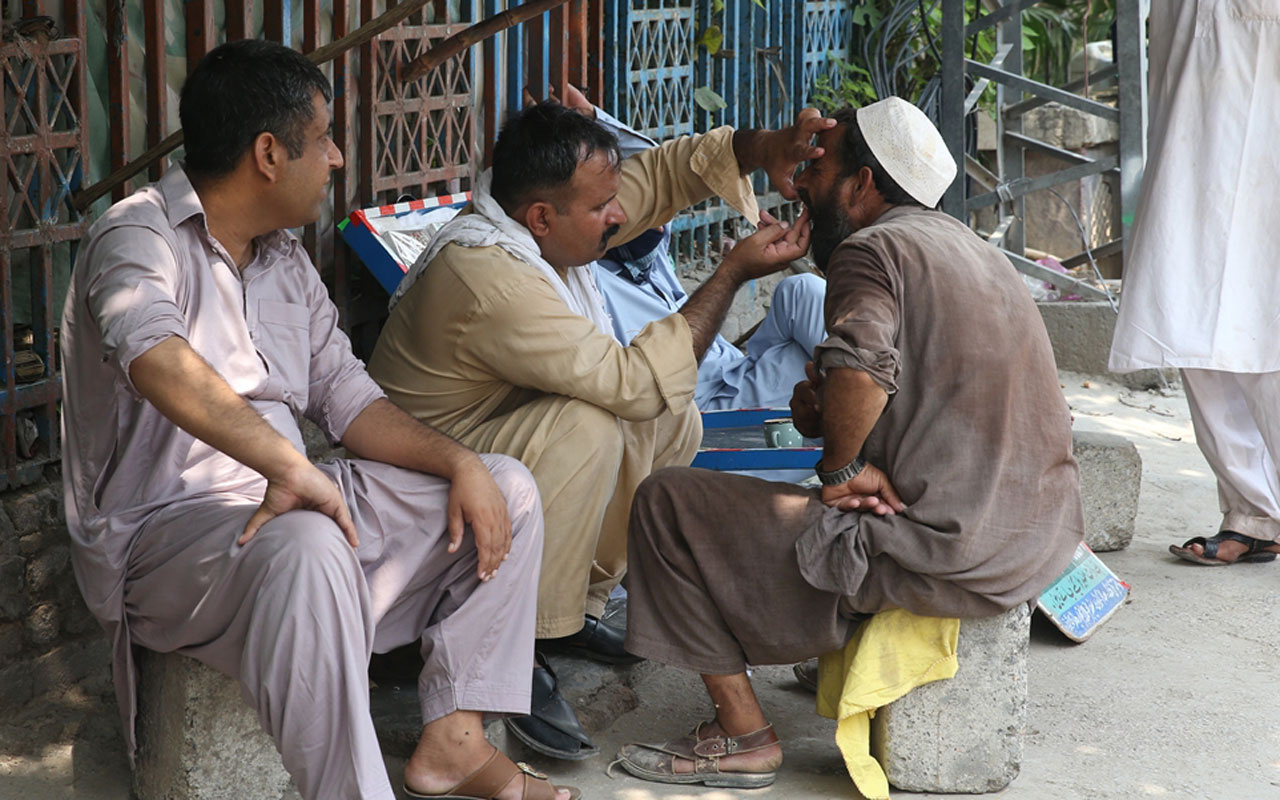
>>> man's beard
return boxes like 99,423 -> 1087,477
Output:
809,203 -> 856,273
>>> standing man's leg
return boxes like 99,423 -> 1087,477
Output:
1173,369 -> 1280,563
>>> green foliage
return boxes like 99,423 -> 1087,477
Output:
694,86 -> 728,111
811,58 -> 876,113
808,0 -> 1114,114
696,24 -> 723,55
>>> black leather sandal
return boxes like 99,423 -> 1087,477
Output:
1170,530 -> 1280,565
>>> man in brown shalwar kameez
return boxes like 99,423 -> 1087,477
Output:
612,97 -> 1083,789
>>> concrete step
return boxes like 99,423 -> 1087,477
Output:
1038,300 -> 1178,390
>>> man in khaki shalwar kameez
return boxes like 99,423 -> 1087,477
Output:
613,98 -> 1083,789
368,102 -> 824,757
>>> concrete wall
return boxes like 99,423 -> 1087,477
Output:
0,467 -> 112,716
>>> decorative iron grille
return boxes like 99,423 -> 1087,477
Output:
601,0 -> 845,271
0,31 -> 87,489
801,0 -> 852,105
364,2 -> 479,204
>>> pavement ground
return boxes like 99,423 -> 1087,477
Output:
3,370 -> 1279,799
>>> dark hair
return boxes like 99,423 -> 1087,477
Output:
490,102 -> 621,212
179,39 -> 332,179
832,106 -> 921,208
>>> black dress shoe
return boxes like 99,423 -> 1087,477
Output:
503,652 -> 599,761
539,614 -> 643,665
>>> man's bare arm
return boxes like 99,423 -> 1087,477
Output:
818,367 -> 905,515
129,336 -> 359,546
340,399 -> 513,582
819,367 -> 887,470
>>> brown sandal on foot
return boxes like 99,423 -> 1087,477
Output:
610,721 -> 780,789
404,747 -> 581,800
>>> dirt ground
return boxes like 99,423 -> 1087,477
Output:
3,370 -> 1279,799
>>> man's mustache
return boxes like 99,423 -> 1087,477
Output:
600,224 -> 621,249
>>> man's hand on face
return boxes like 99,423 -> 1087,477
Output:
790,360 -> 824,437
240,461 -> 359,548
820,463 -> 907,516
762,108 -> 837,200
722,208 -> 812,283
446,458 -> 513,582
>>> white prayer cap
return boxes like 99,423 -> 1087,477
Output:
855,97 -> 956,208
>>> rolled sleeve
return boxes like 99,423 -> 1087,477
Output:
816,239 -> 902,394
687,126 -> 759,224
83,225 -> 189,399
611,127 -> 759,247
814,334 -> 900,394
302,271 -> 386,442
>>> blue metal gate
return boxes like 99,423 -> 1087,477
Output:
602,0 -> 852,269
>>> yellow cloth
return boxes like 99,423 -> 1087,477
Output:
816,609 -> 960,800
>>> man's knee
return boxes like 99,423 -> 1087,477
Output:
480,454 -> 544,541
553,400 -> 626,467
630,467 -> 689,538
250,511 -> 361,589
773,272 -> 825,308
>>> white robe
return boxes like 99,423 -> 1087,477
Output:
1109,0 -> 1280,373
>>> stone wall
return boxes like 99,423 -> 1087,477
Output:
0,465 -> 112,717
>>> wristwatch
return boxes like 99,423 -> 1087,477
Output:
815,455 -> 867,486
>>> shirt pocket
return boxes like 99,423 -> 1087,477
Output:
256,299 -> 313,406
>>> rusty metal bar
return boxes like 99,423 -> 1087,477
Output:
358,0 -> 376,205
226,0 -> 253,41
144,0 -> 166,180
332,0 -> 353,326
63,0 -> 85,37
185,0 -> 216,74
586,0 -> 602,103
264,0 -> 290,44
107,0 -> 130,201
567,0 -> 586,89
482,0 -> 501,163
0,246 -> 14,472
302,0 -> 322,265
528,12 -> 546,97
549,3 -> 569,102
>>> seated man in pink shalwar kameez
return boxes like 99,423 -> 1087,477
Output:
60,40 -> 575,800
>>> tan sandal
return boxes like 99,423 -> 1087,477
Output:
404,747 -> 581,800
609,720 -> 780,789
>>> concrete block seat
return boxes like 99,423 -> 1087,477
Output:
134,648 -> 294,800
1074,430 -> 1141,552
871,604 -> 1030,794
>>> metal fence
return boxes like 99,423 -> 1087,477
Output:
602,0 -> 851,268
0,0 -> 846,487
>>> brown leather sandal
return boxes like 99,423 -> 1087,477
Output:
404,747 -> 581,800
610,720 -> 781,788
